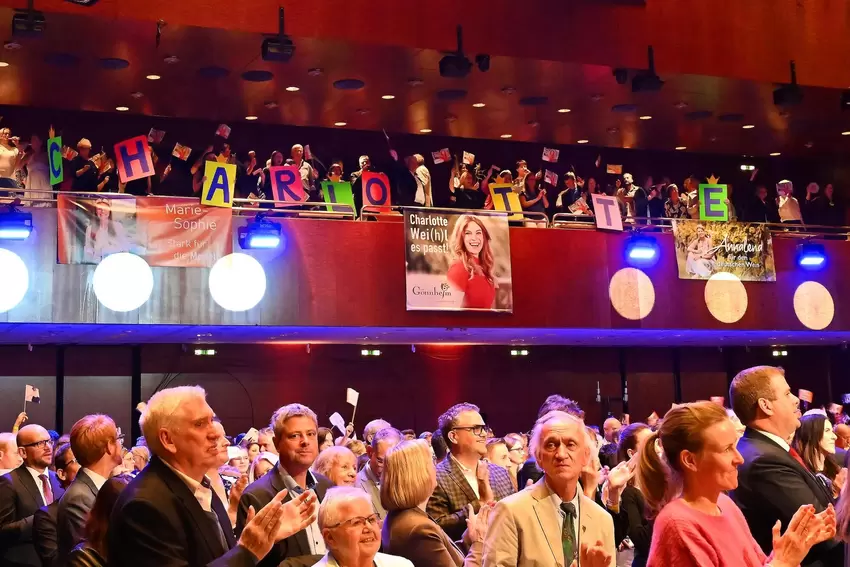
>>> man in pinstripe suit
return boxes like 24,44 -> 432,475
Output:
426,403 -> 515,542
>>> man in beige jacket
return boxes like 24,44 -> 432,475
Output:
482,410 -> 615,567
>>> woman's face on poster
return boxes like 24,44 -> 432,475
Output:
463,221 -> 484,257
96,204 -> 110,220
697,226 -> 706,238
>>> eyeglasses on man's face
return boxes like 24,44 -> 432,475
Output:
22,439 -> 53,450
451,425 -> 488,437
327,513 -> 381,530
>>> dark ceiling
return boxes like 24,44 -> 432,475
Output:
0,9 -> 848,156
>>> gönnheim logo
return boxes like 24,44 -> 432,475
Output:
412,282 -> 453,298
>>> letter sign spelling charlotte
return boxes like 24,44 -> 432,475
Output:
48,136 -> 63,185
201,161 -> 236,208
269,165 -> 306,206
699,175 -> 729,222
591,193 -> 623,231
321,181 -> 356,213
362,172 -> 392,211
488,182 -> 523,220
114,135 -> 155,184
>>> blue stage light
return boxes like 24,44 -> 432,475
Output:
797,241 -> 826,269
238,218 -> 283,250
0,210 -> 33,240
625,235 -> 659,266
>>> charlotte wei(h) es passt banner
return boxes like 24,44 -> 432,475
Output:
405,209 -> 513,312
671,220 -> 776,282
57,195 -> 232,267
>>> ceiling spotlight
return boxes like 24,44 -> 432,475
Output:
0,62 -> 8,68
381,94 -> 395,100
3,41 -> 22,51
356,108 -> 371,115
742,124 -> 755,129
576,139 -> 589,144
115,106 -> 129,112
558,108 -> 571,113
842,132 -> 850,136
590,93 -> 604,102
420,128 -> 432,133
307,67 -> 323,76
770,152 -> 781,156
145,74 -> 160,80
334,121 -> 347,127
264,100 -> 279,109
130,91 -> 144,99
501,86 -> 516,95
675,146 -> 687,150
285,86 -> 300,92
245,115 -> 258,121
472,102 -> 486,108
163,55 -> 180,64
407,77 -> 424,87
639,115 -> 652,120
674,101 -> 689,109
500,134 -> 512,139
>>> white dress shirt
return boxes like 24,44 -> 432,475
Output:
450,454 -> 480,498
545,480 -> 581,543
26,466 -> 50,504
279,465 -> 326,555
161,459 -> 213,512
754,428 -> 791,452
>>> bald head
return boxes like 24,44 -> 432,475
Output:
0,432 -> 22,471
603,418 -> 622,443
17,424 -> 53,469
836,424 -> 850,449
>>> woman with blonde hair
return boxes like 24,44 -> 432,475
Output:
446,215 -> 496,310
381,439 -> 489,566
639,401 -> 836,566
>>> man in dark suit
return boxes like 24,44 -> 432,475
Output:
57,414 -> 124,560
237,404 -> 332,567
33,443 -> 79,567
427,403 -> 515,542
729,365 -> 843,567
109,386 -> 317,567
0,424 -> 65,567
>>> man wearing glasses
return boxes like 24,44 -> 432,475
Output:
0,424 -> 65,567
312,487 -> 412,567
427,403 -> 515,542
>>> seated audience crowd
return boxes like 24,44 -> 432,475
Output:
2,365 -> 850,566
0,124 -> 845,228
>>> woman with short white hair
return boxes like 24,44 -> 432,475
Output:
313,446 -> 358,487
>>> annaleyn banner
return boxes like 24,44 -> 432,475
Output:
671,220 -> 776,282
57,195 -> 232,267
405,209 -> 513,312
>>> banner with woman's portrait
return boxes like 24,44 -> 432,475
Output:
57,195 -> 232,267
671,220 -> 776,282
405,209 -> 513,312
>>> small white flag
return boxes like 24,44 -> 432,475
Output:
329,412 -> 346,432
462,151 -> 475,165
542,147 -> 559,163
544,170 -> 558,186
346,387 -> 360,407
431,148 -> 451,164
25,385 -> 40,403
147,128 -> 166,144
215,124 -> 232,139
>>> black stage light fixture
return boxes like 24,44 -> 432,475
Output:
631,46 -> 664,92
475,54 -> 490,72
613,68 -> 628,85
773,60 -> 803,107
439,26 -> 473,79
841,90 -> 850,110
262,7 -> 295,62
12,1 -> 45,37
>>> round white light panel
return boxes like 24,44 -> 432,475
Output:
704,272 -> 748,324
208,253 -> 267,311
92,253 -> 154,312
0,248 -> 28,312
609,267 -> 655,320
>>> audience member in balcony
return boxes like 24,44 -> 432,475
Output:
639,401 -> 835,567
792,413 -> 845,501
325,161 -> 344,183
555,172 -> 579,214
381,439 -> 489,567
450,163 -> 485,209
389,151 -> 421,206
519,171 -> 548,223
746,184 -> 781,223
446,215 -> 497,310
70,139 -> 100,192
481,169 -> 512,211
664,184 -> 688,219
20,132 -> 51,205
257,150 -> 285,201
313,446 -> 358,487
290,144 -> 318,201
0,127 -> 23,192
777,179 -> 803,226
819,183 -> 845,228
648,183 -> 665,222
190,147 -> 217,195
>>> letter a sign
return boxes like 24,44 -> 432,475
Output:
201,161 -> 236,208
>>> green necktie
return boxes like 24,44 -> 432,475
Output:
561,502 -> 577,565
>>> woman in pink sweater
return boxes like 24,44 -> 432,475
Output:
637,402 -> 836,567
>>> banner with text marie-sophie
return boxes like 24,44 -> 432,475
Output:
405,209 -> 513,312
671,220 -> 776,282
57,195 -> 232,267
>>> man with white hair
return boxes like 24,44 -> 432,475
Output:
0,432 -> 22,475
362,419 -> 391,446
355,427 -> 402,521
482,411 -> 615,567
290,144 -> 317,199
312,487 -> 412,567
109,386 -> 317,567
237,403 -> 333,567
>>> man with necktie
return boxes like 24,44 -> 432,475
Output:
730,366 -> 844,567
482,410 -> 614,567
0,424 -> 65,567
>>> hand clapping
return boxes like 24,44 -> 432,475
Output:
237,489 -> 317,561
771,504 -> 836,567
